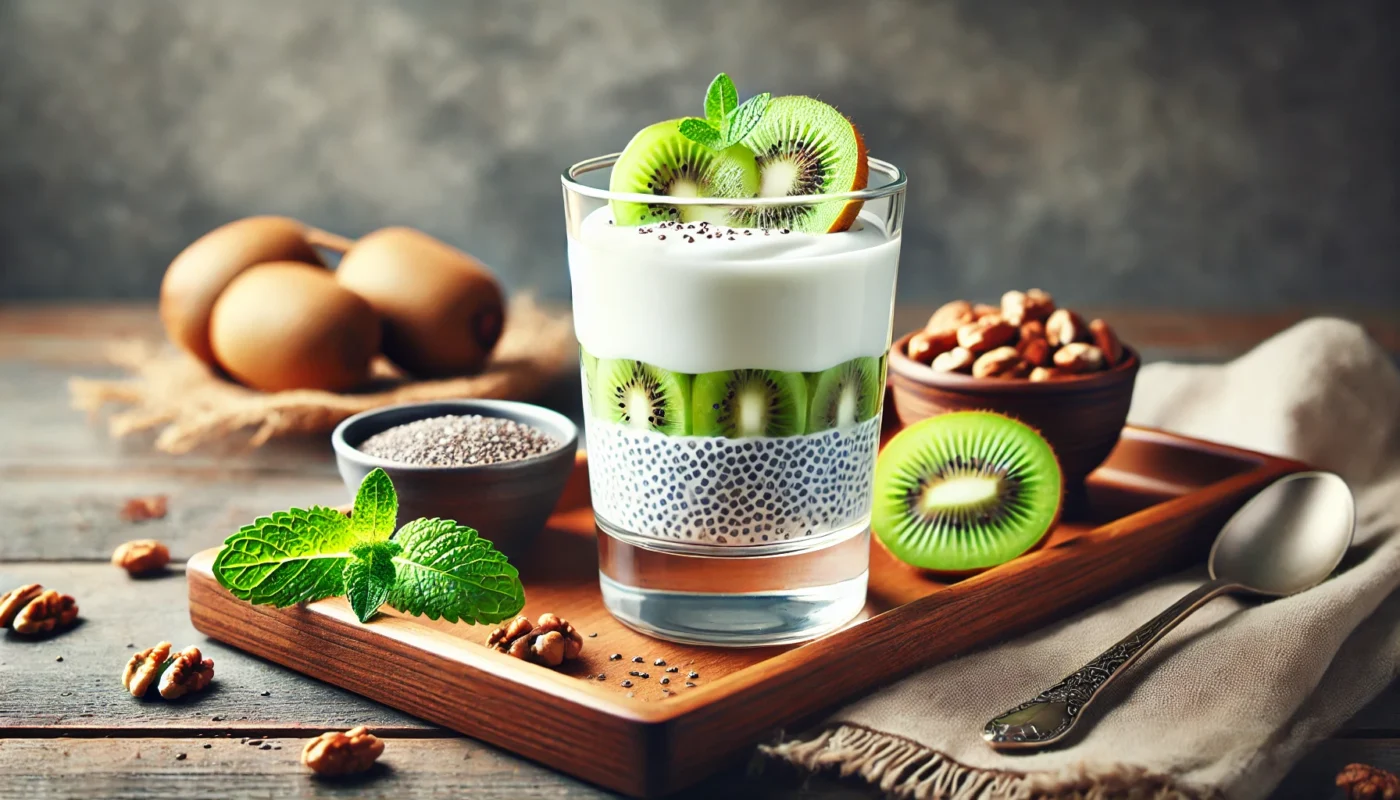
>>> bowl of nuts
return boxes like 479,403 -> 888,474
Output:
888,289 -> 1139,487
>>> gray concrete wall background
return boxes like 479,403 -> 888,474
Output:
0,0 -> 1395,311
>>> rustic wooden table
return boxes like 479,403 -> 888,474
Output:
1,305 -> 1395,799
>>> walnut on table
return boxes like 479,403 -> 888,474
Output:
159,645 -> 215,699
485,613 -> 584,668
0,584 -> 44,629
112,539 -> 171,576
10,589 -> 79,636
302,726 -> 385,777
1338,763 -> 1399,800
122,641 -> 173,698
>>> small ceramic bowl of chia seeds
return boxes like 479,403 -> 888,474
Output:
332,400 -> 578,556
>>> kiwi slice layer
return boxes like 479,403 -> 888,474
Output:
692,369 -> 808,437
609,119 -> 760,226
593,358 -> 692,435
873,411 -> 1062,572
739,96 -> 869,233
807,357 -> 881,432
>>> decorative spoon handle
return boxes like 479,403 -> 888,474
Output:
982,579 -> 1234,751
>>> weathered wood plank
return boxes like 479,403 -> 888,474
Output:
0,470 -> 347,561
0,736 -> 884,800
0,563 -> 433,731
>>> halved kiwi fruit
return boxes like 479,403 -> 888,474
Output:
609,119 -> 760,226
737,95 -> 869,233
807,356 -> 881,431
873,411 -> 1063,572
593,358 -> 692,435
692,369 -> 808,437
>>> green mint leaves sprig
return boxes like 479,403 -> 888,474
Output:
212,468 -> 526,625
679,73 -> 770,152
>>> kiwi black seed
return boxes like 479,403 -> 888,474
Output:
609,119 -> 760,226
806,357 -> 881,432
691,369 -> 808,438
736,96 -> 870,233
872,411 -> 1063,572
593,358 -> 692,436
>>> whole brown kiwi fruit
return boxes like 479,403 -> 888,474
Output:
208,261 -> 380,392
334,227 -> 505,377
160,216 -> 323,367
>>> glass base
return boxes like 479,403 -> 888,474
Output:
596,519 -> 870,646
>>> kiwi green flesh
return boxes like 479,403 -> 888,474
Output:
692,369 -> 808,437
609,120 -> 760,226
806,357 -> 881,432
740,96 -> 865,233
873,411 -> 1062,572
593,358 -> 692,435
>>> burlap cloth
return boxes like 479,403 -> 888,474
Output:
69,296 -> 575,453
767,318 -> 1400,799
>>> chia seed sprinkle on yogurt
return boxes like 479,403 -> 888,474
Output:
357,414 -> 560,467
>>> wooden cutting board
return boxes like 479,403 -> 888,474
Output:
187,426 -> 1302,797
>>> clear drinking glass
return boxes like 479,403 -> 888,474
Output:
562,156 -> 906,645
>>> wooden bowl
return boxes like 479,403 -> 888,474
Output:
887,330 -> 1140,487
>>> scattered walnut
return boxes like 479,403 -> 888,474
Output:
930,347 -> 974,374
120,495 -> 168,523
972,346 -> 1023,379
12,590 -> 79,636
485,613 -> 584,668
1000,289 -> 1055,326
924,300 -> 974,335
1090,319 -> 1124,366
1053,342 -> 1106,373
1045,309 -> 1087,347
302,726 -> 384,777
1338,763 -> 1398,800
112,540 -> 171,576
956,316 -> 1017,354
159,645 -> 215,699
1028,367 -> 1060,382
123,642 -> 173,697
0,584 -> 43,629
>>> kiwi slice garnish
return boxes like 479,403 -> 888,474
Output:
609,119 -> 760,226
873,411 -> 1063,572
593,358 -> 692,435
737,96 -> 869,233
692,369 -> 808,438
806,356 -> 881,432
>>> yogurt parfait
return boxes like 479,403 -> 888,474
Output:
561,75 -> 906,645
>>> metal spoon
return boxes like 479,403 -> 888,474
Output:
983,470 -> 1355,751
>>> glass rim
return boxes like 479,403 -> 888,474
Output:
562,154 -> 906,207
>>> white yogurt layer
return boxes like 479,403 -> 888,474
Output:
568,207 -> 901,375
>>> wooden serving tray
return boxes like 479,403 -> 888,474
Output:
187,425 -> 1302,797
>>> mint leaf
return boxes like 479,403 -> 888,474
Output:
343,540 -> 402,623
387,518 -> 525,625
212,506 -> 357,607
679,117 -> 726,151
351,468 -> 397,542
704,73 -> 738,126
725,92 -> 771,146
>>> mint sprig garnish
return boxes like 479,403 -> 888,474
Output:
387,518 -> 526,625
213,468 -> 526,625
680,73 -> 771,151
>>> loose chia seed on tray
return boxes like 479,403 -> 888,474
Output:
357,414 -> 560,467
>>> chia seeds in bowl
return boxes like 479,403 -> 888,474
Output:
356,414 -> 561,467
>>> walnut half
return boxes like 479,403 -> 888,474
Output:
158,645 -> 215,699
112,539 -> 171,576
123,642 -> 173,698
485,613 -> 584,668
11,590 -> 79,636
0,584 -> 43,629
302,726 -> 384,776
1338,763 -> 1399,800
